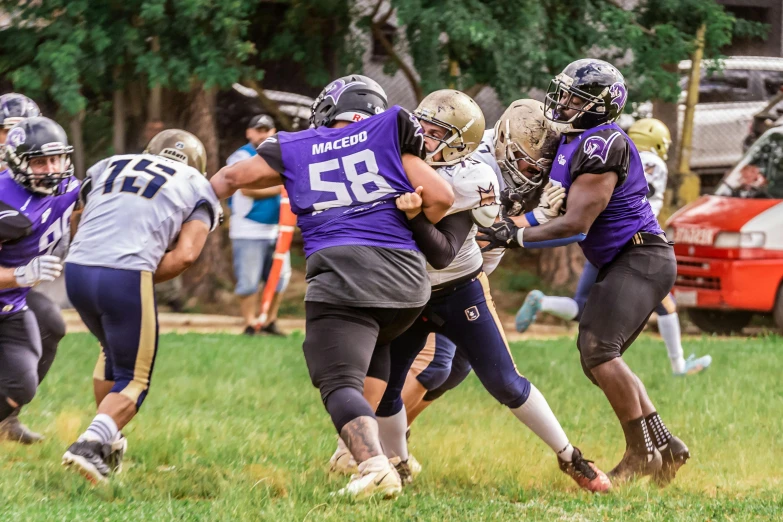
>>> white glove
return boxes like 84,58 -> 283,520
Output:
532,183 -> 566,225
13,255 -> 63,287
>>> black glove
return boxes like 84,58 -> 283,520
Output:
476,217 -> 520,252
499,187 -> 525,217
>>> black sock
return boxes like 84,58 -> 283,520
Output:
645,412 -> 673,450
621,416 -> 654,454
0,399 -> 16,422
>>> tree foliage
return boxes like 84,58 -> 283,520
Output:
0,0 -> 260,115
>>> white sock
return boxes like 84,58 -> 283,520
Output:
80,413 -> 118,444
511,384 -> 574,462
377,408 -> 409,461
658,313 -> 685,374
540,297 -> 579,321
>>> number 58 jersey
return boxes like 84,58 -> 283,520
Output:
67,153 -> 221,272
259,105 -> 426,257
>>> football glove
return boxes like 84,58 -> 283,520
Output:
14,255 -> 63,287
476,218 -> 521,252
499,187 -> 525,217
531,183 -> 566,225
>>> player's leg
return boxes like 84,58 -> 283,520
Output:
449,273 -> 610,492
413,348 -> 473,423
515,261 -> 599,333
303,301 -> 415,498
655,295 -> 712,376
0,290 -> 65,444
0,311 -> 43,442
578,241 -> 682,483
403,333 -> 456,421
232,238 -> 263,335
63,265 -> 157,483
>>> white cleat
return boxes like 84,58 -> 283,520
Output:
335,455 -> 402,499
408,454 -> 422,477
108,434 -> 128,474
329,444 -> 358,475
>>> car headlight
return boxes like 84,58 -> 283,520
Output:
713,231 -> 766,248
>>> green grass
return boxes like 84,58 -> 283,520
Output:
1,332 -> 782,521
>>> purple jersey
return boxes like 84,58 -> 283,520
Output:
270,106 -> 424,257
549,122 -> 661,268
0,169 -> 79,314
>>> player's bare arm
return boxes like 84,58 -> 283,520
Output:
518,172 -> 616,242
154,219 -> 210,283
210,155 -> 283,199
240,185 -> 282,199
401,153 -> 454,223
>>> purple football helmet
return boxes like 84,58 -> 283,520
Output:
544,59 -> 627,132
310,74 -> 388,128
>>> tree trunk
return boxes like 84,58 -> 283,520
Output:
178,85 -> 233,310
69,110 -> 86,179
112,88 -> 126,155
538,244 -> 585,293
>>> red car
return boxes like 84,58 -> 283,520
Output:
666,127 -> 783,334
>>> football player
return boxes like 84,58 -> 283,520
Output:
370,91 -> 610,493
61,130 -> 222,484
515,118 -> 712,377
397,99 -> 569,442
0,94 -> 69,444
479,59 -> 689,485
210,75 -> 454,499
0,116 -> 79,442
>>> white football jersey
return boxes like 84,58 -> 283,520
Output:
640,150 -> 667,218
428,156 -> 500,286
67,153 -> 221,272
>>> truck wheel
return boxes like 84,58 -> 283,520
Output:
687,308 -> 752,335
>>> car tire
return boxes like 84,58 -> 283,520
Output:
774,284 -> 783,333
687,308 -> 752,335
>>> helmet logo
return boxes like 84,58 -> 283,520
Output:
609,82 -> 627,111
6,127 -> 25,149
583,132 -> 621,164
175,141 -> 185,150
324,79 -> 366,104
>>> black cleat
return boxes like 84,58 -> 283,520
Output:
261,321 -> 286,337
242,325 -> 256,336
0,409 -> 43,444
608,446 -> 662,483
62,440 -> 113,484
654,436 -> 690,486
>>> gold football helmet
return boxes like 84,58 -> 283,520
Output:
145,129 -> 207,174
627,118 -> 671,160
494,99 -> 563,196
414,89 -> 485,166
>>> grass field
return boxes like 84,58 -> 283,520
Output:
1,332 -> 782,521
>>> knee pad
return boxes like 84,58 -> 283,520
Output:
422,355 -> 473,402
487,375 -> 531,409
577,327 -> 620,373
416,363 -> 452,391
10,369 -> 39,406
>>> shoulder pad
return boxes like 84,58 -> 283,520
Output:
448,160 -> 500,215
0,200 -> 32,243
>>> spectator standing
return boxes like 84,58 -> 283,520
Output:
227,115 -> 291,336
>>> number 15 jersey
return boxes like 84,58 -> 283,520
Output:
67,154 -> 221,272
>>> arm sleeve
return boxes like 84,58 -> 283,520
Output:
570,129 -> 630,185
408,211 -> 474,270
396,108 -> 426,159
184,204 -> 213,227
256,135 -> 285,174
0,200 -> 32,243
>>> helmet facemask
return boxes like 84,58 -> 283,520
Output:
544,74 -> 608,132
7,145 -> 74,196
415,110 -> 474,166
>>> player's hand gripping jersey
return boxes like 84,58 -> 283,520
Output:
548,122 -> 662,268
258,105 -> 425,256
0,171 -> 79,314
67,154 -> 221,271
